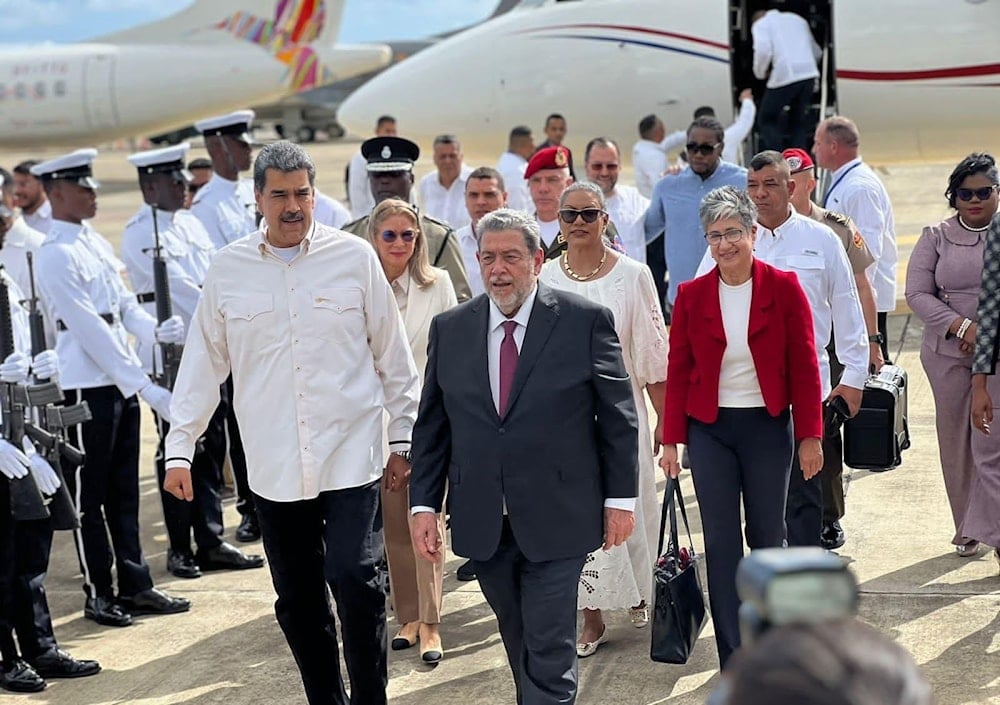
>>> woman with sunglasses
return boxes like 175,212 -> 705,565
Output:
538,182 -> 667,657
659,186 -> 822,668
365,198 -> 458,662
906,153 -> 1000,566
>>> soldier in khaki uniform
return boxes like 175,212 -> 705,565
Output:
340,136 -> 472,302
785,147 -> 883,551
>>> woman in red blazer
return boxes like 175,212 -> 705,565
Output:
658,186 -> 823,668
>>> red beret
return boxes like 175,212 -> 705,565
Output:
781,147 -> 814,174
524,145 -> 571,180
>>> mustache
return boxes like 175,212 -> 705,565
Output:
280,211 -> 304,223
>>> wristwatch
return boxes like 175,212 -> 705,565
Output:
868,333 -> 885,344
391,450 -> 412,463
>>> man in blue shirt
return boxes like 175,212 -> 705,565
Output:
644,117 -> 748,305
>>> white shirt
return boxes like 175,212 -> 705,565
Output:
121,207 -> 215,372
718,278 -> 765,408
660,97 -> 758,166
537,217 -> 561,250
605,186 -> 650,263
22,200 -> 52,234
455,224 -> 485,297
36,220 -> 155,396
313,189 -> 351,230
496,151 -> 531,212
418,165 -> 474,230
824,157 -> 898,312
391,269 -> 409,314
348,150 -> 374,219
164,222 -> 420,502
0,216 -> 45,297
190,173 -> 257,251
752,9 -> 821,88
632,139 -> 669,199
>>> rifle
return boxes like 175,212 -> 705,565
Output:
145,205 -> 181,390
0,266 -> 49,521
22,253 -> 86,530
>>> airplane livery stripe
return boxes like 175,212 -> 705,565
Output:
525,33 -> 729,65
520,23 -> 730,52
838,63 -> 1000,81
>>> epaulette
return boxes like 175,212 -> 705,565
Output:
824,210 -> 850,226
420,214 -> 454,233
340,216 -> 367,235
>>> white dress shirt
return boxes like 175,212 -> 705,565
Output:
496,151 -> 531,212
824,157 -> 898,313
605,186 -> 650,263
22,200 -> 52,235
752,9 -> 821,88
537,217 -> 561,250
348,150 -> 374,219
190,173 -> 257,251
165,222 -> 420,502
0,216 -> 45,296
121,207 -> 215,372
36,220 -> 155,396
313,189 -> 351,230
455,224 -> 485,297
418,165 -> 474,230
632,139 -> 669,199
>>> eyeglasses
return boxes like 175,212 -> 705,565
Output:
704,228 -> 745,246
558,208 -> 606,224
380,229 -> 416,243
956,186 -> 997,201
587,162 -> 619,171
686,142 -> 720,156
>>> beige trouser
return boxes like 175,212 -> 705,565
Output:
381,484 -> 444,624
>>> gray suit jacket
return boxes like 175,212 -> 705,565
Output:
410,282 -> 639,562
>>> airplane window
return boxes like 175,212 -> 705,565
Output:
15,83 -> 26,99
34,82 -> 45,99
54,81 -> 66,97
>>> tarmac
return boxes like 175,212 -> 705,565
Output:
1,139 -> 997,704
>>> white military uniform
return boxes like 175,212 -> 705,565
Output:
605,185 -> 650,264
0,215 -> 45,297
22,199 -> 52,235
313,189 -> 351,230
190,174 -> 257,251
418,165 -> 474,229
496,151 -> 531,211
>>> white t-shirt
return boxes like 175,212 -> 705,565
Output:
718,277 -> 765,408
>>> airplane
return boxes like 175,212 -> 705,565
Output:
0,0 -> 391,148
337,0 -> 1000,163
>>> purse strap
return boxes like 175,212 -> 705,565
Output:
657,476 -> 695,557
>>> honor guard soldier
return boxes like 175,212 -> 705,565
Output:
31,149 -> 191,627
341,136 -> 473,302
0,170 -> 45,298
121,143 -> 264,579
190,110 -> 260,542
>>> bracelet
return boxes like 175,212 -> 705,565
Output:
957,318 -> 972,341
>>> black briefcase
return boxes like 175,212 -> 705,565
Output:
843,364 -> 911,471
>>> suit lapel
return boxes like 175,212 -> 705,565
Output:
469,296 -> 498,421
403,280 -> 432,349
748,259 -> 775,339
700,271 -> 726,343
503,284 -> 559,419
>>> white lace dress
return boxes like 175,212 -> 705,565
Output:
539,255 -> 668,610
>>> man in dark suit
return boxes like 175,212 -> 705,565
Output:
409,208 -> 639,705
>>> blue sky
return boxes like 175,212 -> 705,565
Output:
0,0 -> 499,43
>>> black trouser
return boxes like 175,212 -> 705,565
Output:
11,518 -> 58,660
877,311 -> 891,364
786,404 -> 842,546
154,401 -> 226,555
821,342 -> 847,523
0,477 -> 19,664
64,386 -> 153,600
219,376 -> 255,518
473,518 -> 586,705
757,78 -> 815,152
254,481 -> 387,705
687,408 -> 793,669
645,232 -> 668,319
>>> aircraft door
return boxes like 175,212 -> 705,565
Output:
83,54 -> 119,131
728,0 -> 836,160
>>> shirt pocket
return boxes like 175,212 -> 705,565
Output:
783,253 -> 826,298
308,287 -> 365,343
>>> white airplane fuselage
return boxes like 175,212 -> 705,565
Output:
338,0 -> 1000,162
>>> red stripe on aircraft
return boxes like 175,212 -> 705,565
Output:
523,23 -> 730,52
837,64 -> 1000,81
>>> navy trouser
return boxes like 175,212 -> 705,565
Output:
687,407 -> 793,668
757,77 -> 815,152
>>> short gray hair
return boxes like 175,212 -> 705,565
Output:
476,208 -> 540,254
253,141 -> 316,193
699,186 -> 757,232
560,181 -> 606,210
822,116 -> 860,149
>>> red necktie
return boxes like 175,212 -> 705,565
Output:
498,320 -> 519,417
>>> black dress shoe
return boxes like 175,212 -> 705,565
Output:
235,512 -> 261,542
0,660 -> 45,692
821,520 -> 846,550
196,541 -> 265,571
118,587 -> 191,616
29,648 -> 101,679
167,550 -> 202,579
84,595 -> 134,627
456,560 -> 477,582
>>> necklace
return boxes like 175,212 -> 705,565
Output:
563,247 -> 608,281
958,215 -> 991,232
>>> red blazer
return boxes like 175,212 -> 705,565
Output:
662,258 -> 823,444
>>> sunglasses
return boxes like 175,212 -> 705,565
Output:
956,186 -> 997,202
380,229 -> 416,243
558,208 -> 606,224
686,142 -> 720,156
704,228 -> 745,246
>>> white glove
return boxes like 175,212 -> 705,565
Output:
21,436 -> 59,494
31,350 -> 60,381
0,439 -> 29,479
139,383 -> 173,423
0,351 -> 30,384
155,315 -> 185,345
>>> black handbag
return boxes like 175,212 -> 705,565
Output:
650,477 -> 708,664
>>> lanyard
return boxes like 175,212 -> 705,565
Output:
822,162 -> 861,207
